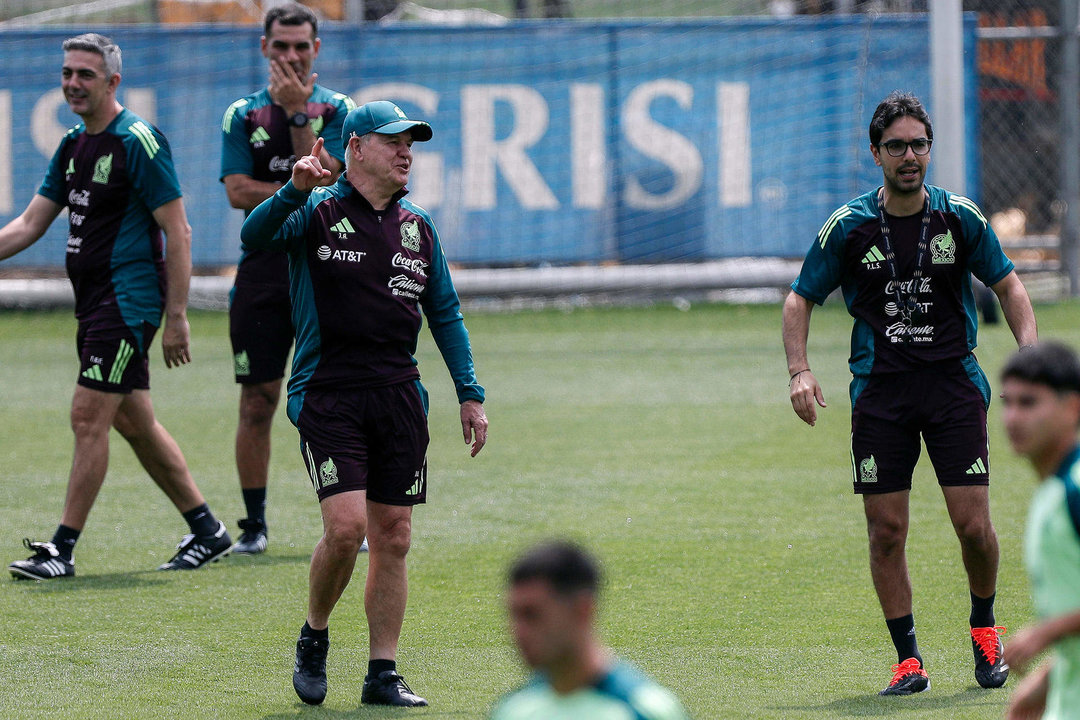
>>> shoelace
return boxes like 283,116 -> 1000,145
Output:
888,658 -> 926,685
22,538 -> 59,559
298,639 -> 328,672
372,672 -> 411,691
971,626 -> 1007,663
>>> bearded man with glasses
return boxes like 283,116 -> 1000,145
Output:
782,91 -> 1038,696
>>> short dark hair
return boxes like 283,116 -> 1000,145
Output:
509,541 -> 601,596
1002,342 -> 1080,394
264,2 -> 318,37
62,33 -> 121,78
869,91 -> 933,146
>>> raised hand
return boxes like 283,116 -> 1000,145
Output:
291,136 -> 334,192
269,59 -> 316,114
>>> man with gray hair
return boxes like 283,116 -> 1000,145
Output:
241,101 -> 488,707
2,33 -> 231,580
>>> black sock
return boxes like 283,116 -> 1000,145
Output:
182,503 -> 218,537
301,621 -> 328,640
885,614 -> 923,666
970,591 -> 996,628
241,487 -> 267,525
51,525 -> 80,561
367,659 -> 396,679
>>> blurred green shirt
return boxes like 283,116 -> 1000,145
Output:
1024,446 -> 1080,720
490,661 -> 688,720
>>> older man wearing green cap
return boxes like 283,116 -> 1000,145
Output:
241,100 -> 488,707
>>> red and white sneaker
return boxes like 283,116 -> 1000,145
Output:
879,657 -> 930,696
971,625 -> 1009,688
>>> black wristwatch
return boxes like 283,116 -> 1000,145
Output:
289,112 -> 310,128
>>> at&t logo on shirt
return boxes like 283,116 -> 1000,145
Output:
317,244 -> 366,263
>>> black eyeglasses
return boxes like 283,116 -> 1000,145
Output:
878,138 -> 932,157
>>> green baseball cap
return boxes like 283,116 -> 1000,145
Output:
342,101 -> 433,144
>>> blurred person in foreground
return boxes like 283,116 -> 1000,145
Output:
490,541 -> 689,720
1000,342 -> 1080,720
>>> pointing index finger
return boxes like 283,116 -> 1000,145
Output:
310,136 -> 324,156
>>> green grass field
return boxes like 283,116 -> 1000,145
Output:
2,301 -> 1079,719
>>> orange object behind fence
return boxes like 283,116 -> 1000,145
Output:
156,0 -> 344,25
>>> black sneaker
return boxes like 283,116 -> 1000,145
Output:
293,636 -> 329,705
879,657 -> 930,696
158,521 -> 232,570
9,539 -> 75,580
361,669 -> 428,706
232,519 -> 268,555
971,626 -> 1009,688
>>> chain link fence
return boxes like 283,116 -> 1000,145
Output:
1,0 -> 1073,296
969,0 -> 1063,287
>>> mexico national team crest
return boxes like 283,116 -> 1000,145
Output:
859,455 -> 878,484
233,350 -> 250,376
400,220 -> 421,251
930,230 -> 955,264
320,458 -> 339,487
92,153 -> 113,184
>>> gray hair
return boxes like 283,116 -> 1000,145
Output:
344,132 -> 373,172
62,33 -> 122,78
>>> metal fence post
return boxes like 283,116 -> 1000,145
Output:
930,0 -> 966,195
1061,0 -> 1080,295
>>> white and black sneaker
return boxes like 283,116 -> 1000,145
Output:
9,539 -> 75,580
158,521 -> 232,570
232,519 -> 268,555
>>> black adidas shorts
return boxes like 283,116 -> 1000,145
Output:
229,282 -> 294,385
296,381 -> 430,505
850,358 -> 990,494
76,319 -> 155,394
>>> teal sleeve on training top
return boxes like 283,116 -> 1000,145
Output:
409,199 -> 484,405
790,204 -> 853,305
947,192 -> 1014,286
220,97 -> 253,181
240,180 -> 314,253
123,117 -> 182,211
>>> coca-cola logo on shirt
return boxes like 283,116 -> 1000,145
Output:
391,252 -> 428,277
268,155 -> 296,173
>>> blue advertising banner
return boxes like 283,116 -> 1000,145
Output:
0,16 -> 977,268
